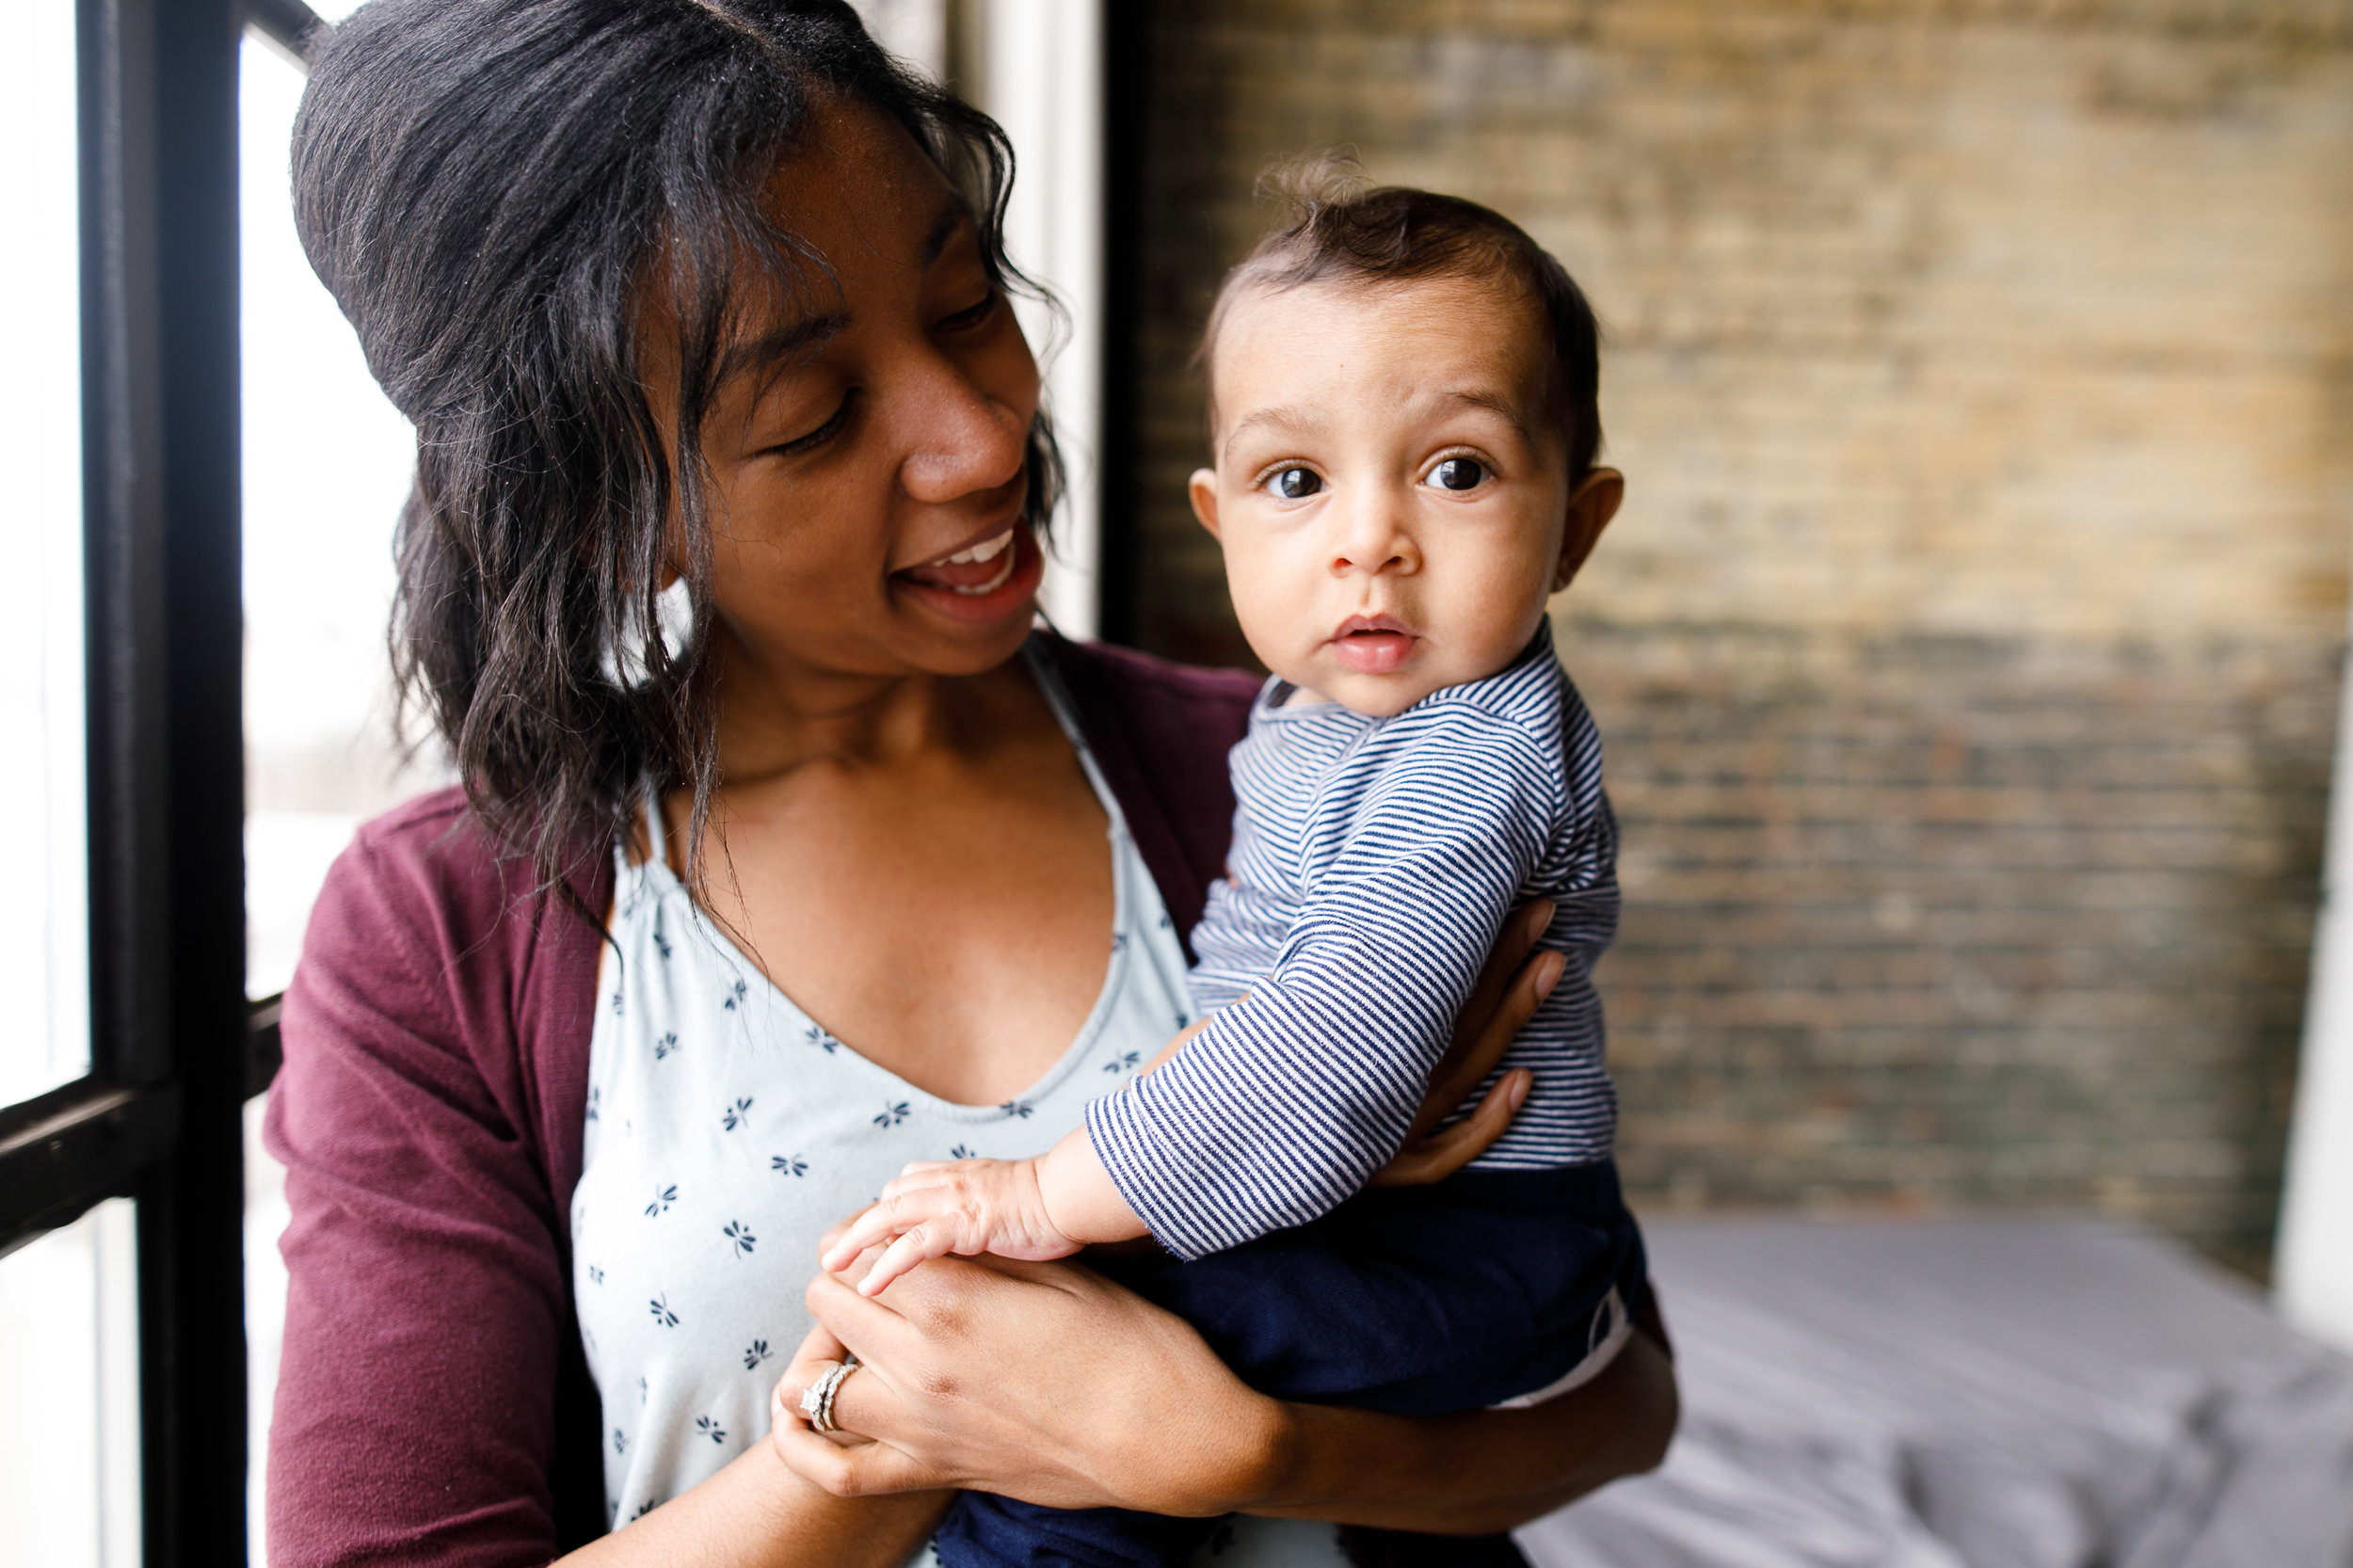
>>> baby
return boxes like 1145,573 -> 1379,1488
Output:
824,172 -> 1646,1568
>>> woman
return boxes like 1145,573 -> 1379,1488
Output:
265,4 -> 1678,1566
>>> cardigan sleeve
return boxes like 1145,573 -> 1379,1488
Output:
264,792 -> 604,1567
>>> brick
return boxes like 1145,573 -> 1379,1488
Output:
1118,0 -> 2353,1272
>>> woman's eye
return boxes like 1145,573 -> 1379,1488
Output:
940,292 -> 998,330
771,394 -> 853,456
1271,467 -> 1322,500
1430,457 -> 1487,492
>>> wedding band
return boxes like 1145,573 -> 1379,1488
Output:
799,1354 -> 860,1434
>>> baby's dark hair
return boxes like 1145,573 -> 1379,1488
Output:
1202,156 -> 1604,478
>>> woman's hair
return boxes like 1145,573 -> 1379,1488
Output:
294,0 -> 1057,897
1201,155 -> 1605,479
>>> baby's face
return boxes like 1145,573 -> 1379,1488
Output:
1192,273 -> 1617,716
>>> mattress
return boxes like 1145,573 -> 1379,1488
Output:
1517,1214 -> 2353,1568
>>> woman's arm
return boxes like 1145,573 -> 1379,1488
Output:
557,1448 -> 946,1568
772,1251 -> 1673,1533
273,807 -> 964,1568
1243,1331 -> 1677,1532
773,906 -> 1677,1532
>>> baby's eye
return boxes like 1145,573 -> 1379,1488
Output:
1269,467 -> 1323,500
1429,457 -> 1487,492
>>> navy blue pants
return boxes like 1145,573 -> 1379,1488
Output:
931,1161 -> 1645,1568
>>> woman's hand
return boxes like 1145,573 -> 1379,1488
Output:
772,1248 -> 1283,1516
1371,899 -> 1563,1187
769,1240 -> 1676,1535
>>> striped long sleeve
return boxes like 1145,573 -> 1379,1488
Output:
1088,636 -> 1620,1261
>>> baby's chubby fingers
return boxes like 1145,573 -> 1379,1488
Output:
857,1222 -> 964,1298
821,1198 -> 915,1273
821,1173 -> 980,1274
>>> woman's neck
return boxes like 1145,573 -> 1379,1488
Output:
705,625 -> 1023,788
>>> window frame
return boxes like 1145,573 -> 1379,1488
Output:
0,0 -> 323,1560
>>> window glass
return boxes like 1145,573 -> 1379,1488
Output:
0,1200 -> 143,1568
242,15 -> 420,1553
240,27 -> 433,1001
0,0 -> 91,1107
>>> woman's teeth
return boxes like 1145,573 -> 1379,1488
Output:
941,529 -> 1014,567
952,545 -> 1018,596
901,527 -> 1022,598
929,528 -> 1017,596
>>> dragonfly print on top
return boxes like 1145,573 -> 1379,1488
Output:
564,642 -> 1360,1567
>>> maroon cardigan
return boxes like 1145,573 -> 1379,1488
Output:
265,635 -> 1259,1567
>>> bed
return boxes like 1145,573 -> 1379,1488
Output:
1519,1214 -> 2353,1568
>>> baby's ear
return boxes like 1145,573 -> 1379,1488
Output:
1189,469 -> 1224,540
1552,468 -> 1625,593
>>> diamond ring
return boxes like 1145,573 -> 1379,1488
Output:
797,1354 -> 861,1435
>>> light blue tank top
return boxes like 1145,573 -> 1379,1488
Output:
569,645 -> 1350,1565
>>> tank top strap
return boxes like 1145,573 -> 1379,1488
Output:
642,781 -> 669,869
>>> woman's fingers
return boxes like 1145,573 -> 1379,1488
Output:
793,1319 -> 851,1368
805,1260 -> 944,1366
1401,942 -> 1561,1154
772,1408 -> 951,1496
1408,904 -> 1555,1144
1369,1068 -> 1531,1188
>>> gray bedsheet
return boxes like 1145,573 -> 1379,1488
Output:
1518,1215 -> 2353,1568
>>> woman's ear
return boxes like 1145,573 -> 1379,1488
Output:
1189,468 -> 1224,541
1551,468 -> 1625,593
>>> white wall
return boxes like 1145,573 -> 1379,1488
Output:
856,0 -> 1106,640
2280,631 -> 2353,1352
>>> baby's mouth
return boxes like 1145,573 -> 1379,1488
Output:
1331,615 -> 1420,675
900,526 -> 1019,596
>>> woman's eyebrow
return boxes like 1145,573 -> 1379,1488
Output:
718,310 -> 851,388
921,197 -> 975,266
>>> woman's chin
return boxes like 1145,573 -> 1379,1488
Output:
894,523 -> 1048,631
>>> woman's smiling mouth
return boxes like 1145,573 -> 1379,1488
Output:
903,526 -> 1017,594
894,520 -> 1044,624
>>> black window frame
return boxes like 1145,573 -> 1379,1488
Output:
0,0 -> 324,1561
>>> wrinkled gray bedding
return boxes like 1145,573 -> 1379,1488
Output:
1518,1216 -> 2353,1568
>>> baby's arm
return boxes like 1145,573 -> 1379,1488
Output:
822,1021 -> 1209,1296
1093,713 -> 1561,1260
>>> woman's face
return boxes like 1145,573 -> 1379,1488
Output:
661,99 -> 1047,693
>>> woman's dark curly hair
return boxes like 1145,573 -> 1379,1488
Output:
294,0 -> 1058,897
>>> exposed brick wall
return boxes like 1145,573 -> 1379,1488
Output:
1117,0 -> 2353,1271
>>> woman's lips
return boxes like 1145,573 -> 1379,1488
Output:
901,526 -> 1017,593
1331,615 -> 1419,675
894,522 -> 1043,624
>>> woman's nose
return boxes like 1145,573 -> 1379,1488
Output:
896,358 -> 1032,504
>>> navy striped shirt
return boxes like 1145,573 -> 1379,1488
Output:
1087,626 -> 1620,1261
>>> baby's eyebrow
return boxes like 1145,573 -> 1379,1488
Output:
1432,387 -> 1536,438
1221,403 -> 1320,461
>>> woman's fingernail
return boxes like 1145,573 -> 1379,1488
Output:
1509,1073 -> 1530,1110
1529,903 -> 1557,939
1537,952 -> 1566,997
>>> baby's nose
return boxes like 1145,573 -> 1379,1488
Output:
1330,492 -> 1418,574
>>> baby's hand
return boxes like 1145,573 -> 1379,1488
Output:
822,1157 -> 1080,1297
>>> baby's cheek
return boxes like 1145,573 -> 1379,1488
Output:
1223,546 -> 1317,668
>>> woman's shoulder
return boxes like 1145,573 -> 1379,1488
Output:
289,785 -> 609,1175
326,783 -> 612,945
1036,632 -> 1260,950
1046,631 -> 1262,713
